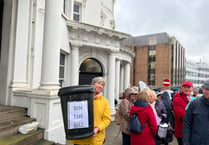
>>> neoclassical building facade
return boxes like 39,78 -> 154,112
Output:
0,0 -> 134,143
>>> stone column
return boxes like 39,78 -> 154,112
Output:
107,51 -> 116,116
39,0 -> 61,90
115,59 -> 120,102
120,65 -> 124,92
124,62 -> 131,89
12,0 -> 30,88
30,0 -> 66,144
71,45 -> 80,85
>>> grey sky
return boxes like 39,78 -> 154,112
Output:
114,0 -> 209,63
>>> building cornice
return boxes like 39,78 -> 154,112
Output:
120,46 -> 135,58
66,20 -> 131,39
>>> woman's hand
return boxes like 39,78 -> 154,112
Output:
93,127 -> 100,136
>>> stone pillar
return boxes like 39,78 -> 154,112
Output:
124,62 -> 131,89
12,0 -> 30,88
107,51 -> 116,116
39,0 -> 61,90
71,45 -> 80,85
115,59 -> 120,102
120,65 -> 124,92
30,0 -> 66,144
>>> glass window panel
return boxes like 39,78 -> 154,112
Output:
148,56 -> 156,62
59,66 -> 64,78
150,62 -> 155,69
60,53 -> 65,65
73,14 -> 80,21
74,4 -> 80,13
80,58 -> 102,72
150,74 -> 155,81
148,45 -> 156,51
149,50 -> 156,56
59,53 -> 65,87
59,80 -> 64,87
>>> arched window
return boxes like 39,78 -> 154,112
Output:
79,58 -> 103,85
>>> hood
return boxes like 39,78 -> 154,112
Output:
134,100 -> 148,107
131,100 -> 149,113
161,91 -> 172,109
200,95 -> 209,106
161,91 -> 171,102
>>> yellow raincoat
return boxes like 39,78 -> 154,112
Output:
70,95 -> 111,145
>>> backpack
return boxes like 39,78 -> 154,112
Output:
114,105 -> 122,125
129,112 -> 147,133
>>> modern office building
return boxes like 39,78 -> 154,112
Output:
186,59 -> 209,88
0,0 -> 134,143
124,32 -> 185,89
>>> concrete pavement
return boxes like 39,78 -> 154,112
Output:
67,121 -> 178,145
104,121 -> 178,145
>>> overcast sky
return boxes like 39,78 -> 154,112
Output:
114,0 -> 209,63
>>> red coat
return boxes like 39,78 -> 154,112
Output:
172,92 -> 189,137
129,102 -> 157,145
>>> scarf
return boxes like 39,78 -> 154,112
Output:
149,101 -> 157,116
149,101 -> 161,125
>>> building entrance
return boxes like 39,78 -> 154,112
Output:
79,58 -> 103,85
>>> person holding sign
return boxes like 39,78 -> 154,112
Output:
70,77 -> 111,145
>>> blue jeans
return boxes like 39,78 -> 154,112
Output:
122,132 -> 130,145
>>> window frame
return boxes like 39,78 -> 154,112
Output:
73,2 -> 82,21
59,53 -> 66,87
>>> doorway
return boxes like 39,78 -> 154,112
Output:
79,58 -> 103,85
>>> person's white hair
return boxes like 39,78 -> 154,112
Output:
91,77 -> 105,85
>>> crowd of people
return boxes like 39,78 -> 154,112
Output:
70,76 -> 209,145
116,80 -> 209,145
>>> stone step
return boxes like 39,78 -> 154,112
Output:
0,128 -> 44,145
0,117 -> 35,138
31,139 -> 56,145
0,105 -> 27,123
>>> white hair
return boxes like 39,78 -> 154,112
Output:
91,77 -> 105,85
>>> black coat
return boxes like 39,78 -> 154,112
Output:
161,91 -> 175,129
160,91 -> 175,143
183,96 -> 209,145
154,99 -> 168,145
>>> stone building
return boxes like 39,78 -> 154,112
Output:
0,0 -> 134,143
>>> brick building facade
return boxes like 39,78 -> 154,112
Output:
125,32 -> 185,90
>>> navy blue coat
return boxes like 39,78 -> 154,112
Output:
183,96 -> 209,145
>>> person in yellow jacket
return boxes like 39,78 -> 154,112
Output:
70,77 -> 111,145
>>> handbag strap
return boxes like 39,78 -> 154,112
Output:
133,112 -> 148,129
142,123 -> 148,130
